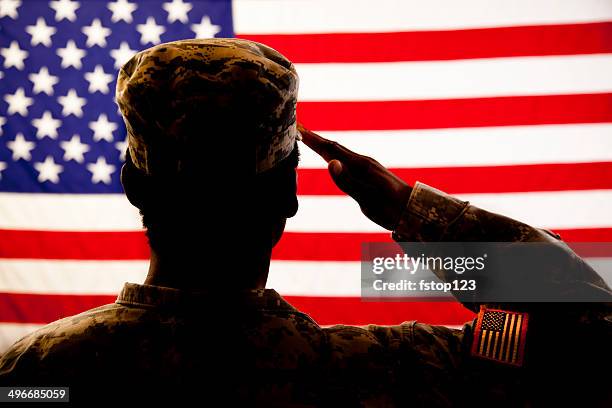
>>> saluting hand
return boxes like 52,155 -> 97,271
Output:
298,123 -> 412,231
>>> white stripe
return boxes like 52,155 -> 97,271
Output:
233,0 -> 612,33
0,260 -> 358,297
298,124 -> 612,168
1,259 -> 610,297
290,191 -> 612,232
0,260 -> 146,295
1,190 -> 612,231
270,261 -> 359,296
0,193 -> 143,231
584,259 -> 612,281
0,323 -> 45,352
296,56 -> 612,101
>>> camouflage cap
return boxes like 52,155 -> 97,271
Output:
116,38 -> 300,176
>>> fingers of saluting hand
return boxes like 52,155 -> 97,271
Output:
297,122 -> 358,163
328,159 -> 366,200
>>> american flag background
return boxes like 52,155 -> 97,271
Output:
1,0 -> 611,352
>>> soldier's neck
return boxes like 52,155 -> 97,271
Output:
144,247 -> 270,290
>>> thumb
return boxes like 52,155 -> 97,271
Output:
328,159 -> 357,197
329,159 -> 343,178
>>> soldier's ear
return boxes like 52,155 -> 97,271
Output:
282,166 -> 298,218
120,154 -> 151,210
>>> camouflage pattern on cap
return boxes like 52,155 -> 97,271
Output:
116,38 -> 299,176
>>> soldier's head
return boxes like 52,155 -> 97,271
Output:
116,39 -> 300,261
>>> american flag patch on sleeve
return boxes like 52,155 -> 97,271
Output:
471,306 -> 529,367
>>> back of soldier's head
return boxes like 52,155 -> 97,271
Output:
116,39 -> 300,253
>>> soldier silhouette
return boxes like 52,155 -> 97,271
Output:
0,39 -> 610,406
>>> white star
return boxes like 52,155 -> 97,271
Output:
163,0 -> 192,23
25,17 -> 57,47
57,89 -> 86,117
0,161 -> 6,180
84,65 -> 113,94
60,134 -> 90,163
0,116 -> 5,135
32,111 -> 62,139
0,0 -> 20,19
114,138 -> 128,161
87,156 -> 115,184
89,114 -> 117,142
191,15 -> 221,39
136,17 -> 165,45
57,40 -> 86,69
4,87 -> 33,116
107,0 -> 137,23
1,41 -> 28,70
110,41 -> 136,69
28,67 -> 59,95
82,18 -> 111,48
7,133 -> 35,161
49,0 -> 79,22
34,156 -> 63,183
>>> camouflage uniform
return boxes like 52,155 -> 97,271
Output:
1,39 -> 610,405
1,182 -> 610,405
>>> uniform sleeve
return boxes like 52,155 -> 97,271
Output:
322,321 -> 470,406
0,333 -> 51,386
393,181 -> 552,243
387,182 -> 612,404
391,182 -> 612,306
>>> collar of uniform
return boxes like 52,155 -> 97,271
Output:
116,282 -> 299,313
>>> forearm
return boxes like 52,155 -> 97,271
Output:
391,182 -> 544,243
390,182 -> 612,305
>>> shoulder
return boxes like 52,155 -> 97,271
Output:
320,322 -> 468,406
5,302 -> 142,349
322,323 -> 409,369
324,321 -> 465,353
0,303 -> 144,384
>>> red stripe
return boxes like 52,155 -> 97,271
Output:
0,230 -> 150,260
274,229 -> 612,261
565,242 -> 612,258
1,228 -> 610,261
289,297 -> 474,326
0,293 -> 117,324
0,292 -> 474,326
553,228 -> 612,242
275,232 -> 394,261
298,162 -> 612,195
238,22 -> 612,63
297,93 -> 612,131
